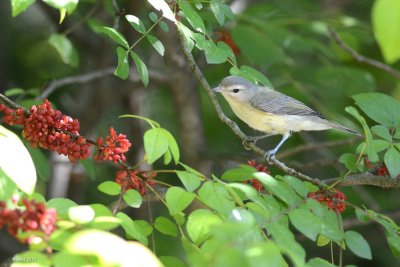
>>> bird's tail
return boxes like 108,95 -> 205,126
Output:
326,121 -> 362,137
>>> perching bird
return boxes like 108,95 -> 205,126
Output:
213,76 -> 360,159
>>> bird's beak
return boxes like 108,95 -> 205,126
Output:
213,86 -> 221,93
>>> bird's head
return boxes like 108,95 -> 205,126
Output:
213,76 -> 259,103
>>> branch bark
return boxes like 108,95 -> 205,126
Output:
325,173 -> 400,188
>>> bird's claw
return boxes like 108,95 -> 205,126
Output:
265,150 -> 276,164
242,137 -> 256,150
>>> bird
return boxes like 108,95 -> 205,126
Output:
213,75 -> 361,160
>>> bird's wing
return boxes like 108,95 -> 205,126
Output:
250,89 -> 324,118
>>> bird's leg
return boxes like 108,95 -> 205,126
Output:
265,132 -> 292,163
242,134 -> 274,150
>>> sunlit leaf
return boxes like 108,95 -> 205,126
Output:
165,186 -> 195,215
125,14 -> 146,34
100,27 -> 129,49
48,33 -> 79,67
11,0 -> 35,17
114,47 -> 129,80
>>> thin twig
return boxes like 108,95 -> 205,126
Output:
329,27 -> 400,80
38,67 -> 115,100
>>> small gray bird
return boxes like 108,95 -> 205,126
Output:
213,76 -> 360,159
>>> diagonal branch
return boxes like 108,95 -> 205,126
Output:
325,173 -> 400,188
329,27 -> 400,80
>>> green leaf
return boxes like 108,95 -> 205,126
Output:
149,11 -> 158,22
387,235 -> 400,256
246,242 -> 287,267
130,51 -> 149,86
210,0 -> 225,25
0,126 -> 36,194
176,171 -> 201,192
384,146 -> 400,177
42,0 -> 78,14
98,181 -> 121,196
289,209 -> 320,241
154,216 -> 178,236
143,128 -> 169,164
64,229 -> 161,266
123,189 -> 143,208
148,0 -> 176,21
352,93 -> 400,127
0,170 -> 18,200
355,208 -> 370,223
267,223 -> 306,265
179,1 -> 206,33
147,35 -> 165,56
221,166 -> 256,182
47,198 -> 77,219
159,21 -> 169,32
178,162 -> 203,177
307,258 -> 336,267
135,220 -> 153,237
159,256 -> 186,267
4,87 -> 25,97
230,65 -> 273,88
339,153 -> 358,172
69,205 -> 95,224
52,252 -> 96,267
255,173 -> 296,205
11,0 -> 35,17
186,209 -> 222,245
161,128 -> 180,163
320,209 -> 344,242
198,181 -> 235,217
165,187 -> 196,215
114,47 -> 129,80
125,14 -> 146,34
116,212 -> 148,245
372,0 -> 400,63
25,144 -> 50,181
100,27 -> 129,49
204,42 -> 230,64
48,33 -> 79,67
372,125 -> 392,141
282,176 -> 308,198
344,230 -> 372,259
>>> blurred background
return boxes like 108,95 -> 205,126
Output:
1,0 -> 399,266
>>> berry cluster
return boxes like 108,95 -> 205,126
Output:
308,190 -> 346,213
94,127 -> 131,163
363,157 -> 391,177
0,198 -> 57,243
115,168 -> 156,195
246,159 -> 270,191
0,100 -> 91,161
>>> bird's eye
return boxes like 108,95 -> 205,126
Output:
232,88 -> 240,93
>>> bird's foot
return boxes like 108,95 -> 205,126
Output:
265,150 -> 276,164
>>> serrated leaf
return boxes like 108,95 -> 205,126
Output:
344,230 -> 372,259
130,51 -> 149,86
11,0 -> 35,17
123,189 -> 142,208
176,171 -> 201,192
100,27 -> 129,49
179,1 -> 206,33
147,35 -> 165,56
165,187 -> 195,215
384,146 -> 400,177
372,0 -> 400,63
154,216 -> 178,236
0,126 -> 36,194
98,181 -> 121,195
114,47 -> 129,80
48,33 -> 79,67
186,209 -> 222,245
143,128 -> 169,164
125,14 -> 146,34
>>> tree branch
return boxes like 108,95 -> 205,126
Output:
325,172 -> 400,188
329,27 -> 400,80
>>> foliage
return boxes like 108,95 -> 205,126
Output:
2,0 -> 400,267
